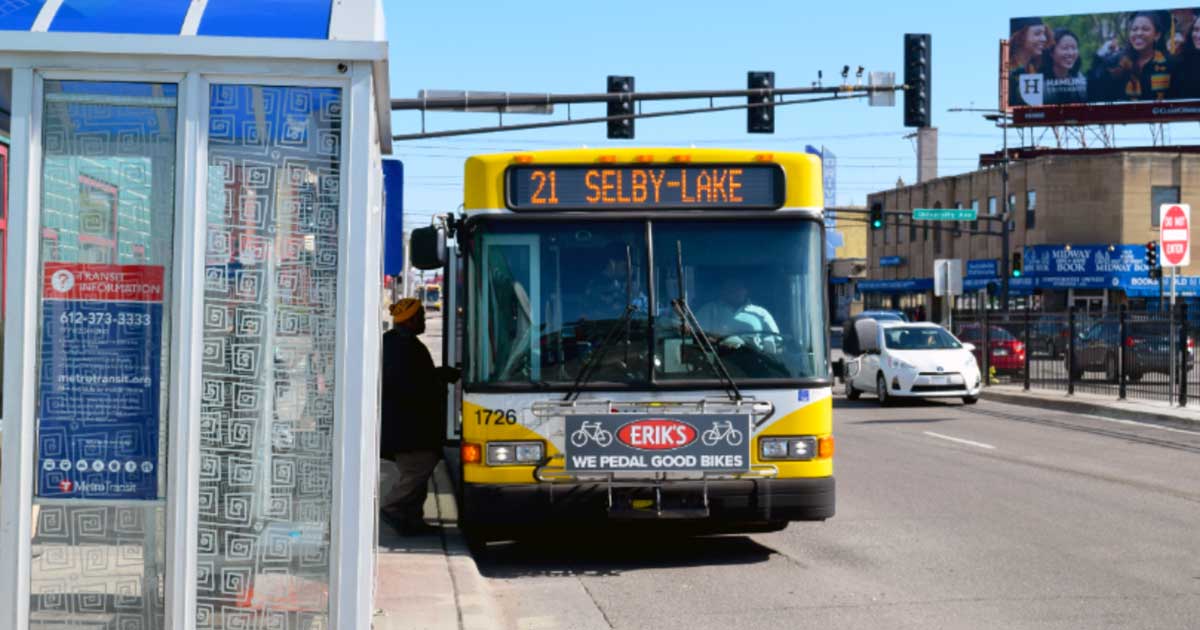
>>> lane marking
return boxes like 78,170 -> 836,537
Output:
924,431 -> 996,450
1078,413 -> 1200,437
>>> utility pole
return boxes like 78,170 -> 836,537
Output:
401,230 -> 412,299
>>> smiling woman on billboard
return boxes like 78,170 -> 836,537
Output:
1170,11 -> 1200,99
1042,28 -> 1088,104
1009,17 -> 1051,106
1088,11 -> 1176,102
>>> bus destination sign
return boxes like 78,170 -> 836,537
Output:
506,164 -> 785,211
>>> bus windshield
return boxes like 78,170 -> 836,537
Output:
467,217 -> 827,387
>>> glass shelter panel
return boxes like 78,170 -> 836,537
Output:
197,84 -> 341,627
30,80 -> 178,629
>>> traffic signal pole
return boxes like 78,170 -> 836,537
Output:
1000,109 -> 1011,310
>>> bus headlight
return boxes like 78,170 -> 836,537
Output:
486,441 -> 544,466
759,436 -> 818,461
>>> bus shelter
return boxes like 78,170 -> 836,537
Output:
0,1 -> 391,627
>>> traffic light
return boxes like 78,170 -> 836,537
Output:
607,75 -> 634,139
904,33 -> 931,128
1011,251 -> 1023,278
1147,241 -> 1162,278
870,203 -> 884,229
747,71 -> 775,134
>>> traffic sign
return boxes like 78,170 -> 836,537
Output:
933,258 -> 962,297
1159,203 -> 1191,267
913,207 -> 976,221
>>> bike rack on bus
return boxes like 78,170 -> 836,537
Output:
529,397 -> 775,419
528,397 -> 780,516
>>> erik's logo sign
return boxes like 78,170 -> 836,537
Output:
1018,73 -> 1043,107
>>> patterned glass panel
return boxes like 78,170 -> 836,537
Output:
197,85 -> 341,628
31,81 -> 177,629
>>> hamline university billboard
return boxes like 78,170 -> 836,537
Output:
1008,8 -> 1200,125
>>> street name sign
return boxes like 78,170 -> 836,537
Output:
913,208 -> 977,221
1160,203 -> 1191,267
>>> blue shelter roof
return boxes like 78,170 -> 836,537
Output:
1,0 -> 335,39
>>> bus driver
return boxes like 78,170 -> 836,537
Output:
696,274 -> 780,353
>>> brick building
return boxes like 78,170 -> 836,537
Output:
864,147 -> 1200,318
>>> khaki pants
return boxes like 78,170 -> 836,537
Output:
381,450 -> 440,526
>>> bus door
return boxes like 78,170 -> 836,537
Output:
478,235 -> 541,383
444,244 -> 463,441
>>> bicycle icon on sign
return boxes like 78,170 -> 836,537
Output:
570,421 -> 614,448
701,420 -> 744,447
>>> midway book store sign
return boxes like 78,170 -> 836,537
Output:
36,263 -> 164,500
1022,244 -> 1151,290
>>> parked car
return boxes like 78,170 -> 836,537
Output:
1068,319 -> 1195,382
1030,316 -> 1069,358
955,324 -> 1026,376
844,321 -> 982,406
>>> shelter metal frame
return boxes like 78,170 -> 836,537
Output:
0,34 -> 388,630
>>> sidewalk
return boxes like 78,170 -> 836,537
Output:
984,384 -> 1200,425
374,461 -> 501,630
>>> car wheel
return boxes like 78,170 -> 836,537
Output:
876,373 -> 891,406
1105,354 -> 1118,384
845,379 -> 861,401
962,395 -> 979,405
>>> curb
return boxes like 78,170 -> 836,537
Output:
432,464 -> 504,630
983,389 -> 1200,426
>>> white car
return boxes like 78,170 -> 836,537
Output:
844,320 -> 982,405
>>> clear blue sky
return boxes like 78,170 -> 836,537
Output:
385,0 -> 1168,231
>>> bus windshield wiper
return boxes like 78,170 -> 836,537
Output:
563,245 -> 637,403
671,241 -> 742,402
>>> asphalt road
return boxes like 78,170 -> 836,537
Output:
469,395 -> 1200,630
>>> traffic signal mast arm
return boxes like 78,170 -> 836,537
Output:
391,82 -> 904,141
833,207 -> 1011,237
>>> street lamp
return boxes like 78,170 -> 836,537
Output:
948,106 -> 1013,310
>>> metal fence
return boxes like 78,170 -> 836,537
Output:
950,305 -> 1194,406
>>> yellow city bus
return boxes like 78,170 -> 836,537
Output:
421,283 -> 442,311
411,148 -> 833,540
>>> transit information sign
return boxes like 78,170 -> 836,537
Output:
36,263 -> 165,500
913,207 -> 977,221
506,164 -> 785,210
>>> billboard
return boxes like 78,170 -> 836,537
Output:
1008,8 -> 1200,125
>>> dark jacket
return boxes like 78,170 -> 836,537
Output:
1088,50 -> 1175,102
380,327 -> 444,456
1169,50 -> 1200,100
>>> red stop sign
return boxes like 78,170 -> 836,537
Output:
1161,204 -> 1190,267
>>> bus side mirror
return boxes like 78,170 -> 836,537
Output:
411,225 -> 446,270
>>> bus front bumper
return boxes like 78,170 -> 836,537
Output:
461,477 -> 834,527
